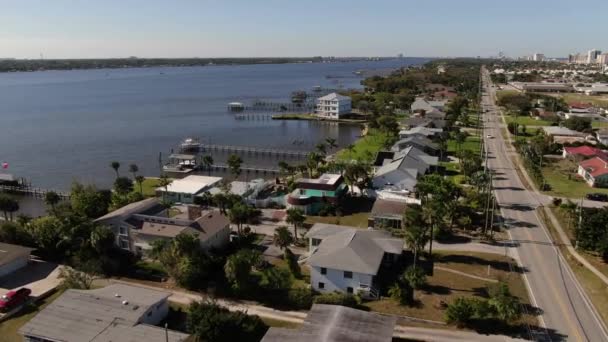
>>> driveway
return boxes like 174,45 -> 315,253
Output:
0,260 -> 62,298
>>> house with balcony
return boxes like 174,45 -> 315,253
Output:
306,224 -> 403,299
286,173 -> 347,214
314,93 -> 351,119
95,198 -> 230,255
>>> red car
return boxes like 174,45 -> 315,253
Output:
0,288 -> 31,312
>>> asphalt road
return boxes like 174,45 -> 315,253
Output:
481,68 -> 608,342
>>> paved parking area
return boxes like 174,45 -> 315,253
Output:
0,260 -> 62,298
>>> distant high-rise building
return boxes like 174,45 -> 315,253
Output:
587,49 -> 601,64
533,53 -> 545,62
598,53 -> 608,65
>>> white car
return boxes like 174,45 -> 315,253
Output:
486,134 -> 494,139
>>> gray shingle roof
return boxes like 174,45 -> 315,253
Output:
306,224 -> 403,275
261,304 -> 397,342
94,198 -> 162,222
18,284 -> 187,342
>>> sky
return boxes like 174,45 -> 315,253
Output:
1,0 -> 606,59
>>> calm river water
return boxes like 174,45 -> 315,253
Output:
0,58 -> 427,191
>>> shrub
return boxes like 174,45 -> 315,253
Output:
287,288 -> 313,309
402,266 -> 427,290
552,197 -> 563,207
445,297 -> 476,327
314,292 -> 360,308
284,248 -> 301,278
388,282 -> 413,306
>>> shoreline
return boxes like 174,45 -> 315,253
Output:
271,113 -> 367,124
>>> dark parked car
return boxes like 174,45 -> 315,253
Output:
586,193 -> 608,202
0,288 -> 31,312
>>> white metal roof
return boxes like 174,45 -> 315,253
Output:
157,175 -> 222,195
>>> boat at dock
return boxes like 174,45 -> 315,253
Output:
179,138 -> 201,152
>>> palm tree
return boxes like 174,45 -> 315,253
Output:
0,194 -> 18,221
403,204 -> 428,270
202,155 -> 214,176
158,174 -> 172,203
286,208 -> 305,240
315,143 -> 327,156
135,175 -> 145,195
44,191 -> 61,215
227,154 -> 243,180
325,137 -> 338,151
273,226 -> 294,250
128,164 -> 139,180
110,161 -> 121,178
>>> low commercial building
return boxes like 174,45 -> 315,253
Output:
95,198 -> 230,254
315,93 -> 351,119
510,82 -> 574,93
578,157 -> 608,187
306,224 -> 403,299
156,175 -> 222,204
0,242 -> 33,278
19,284 -> 189,342
542,126 -> 586,144
262,304 -> 397,342
574,83 -> 608,95
286,173 -> 347,214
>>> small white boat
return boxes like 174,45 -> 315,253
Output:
180,138 -> 201,152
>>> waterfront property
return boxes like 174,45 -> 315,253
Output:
94,198 -> 230,254
286,173 -> 347,214
314,92 -> 352,119
0,242 -> 33,278
19,284 -> 189,342
578,156 -> 608,187
156,175 -> 222,204
306,223 -> 403,299
261,304 -> 397,342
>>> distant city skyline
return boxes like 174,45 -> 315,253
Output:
1,0 -> 607,59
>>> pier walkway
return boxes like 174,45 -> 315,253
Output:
201,144 -> 308,158
210,163 -> 282,175
0,185 -> 70,199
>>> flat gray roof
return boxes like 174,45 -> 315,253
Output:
18,284 -> 186,342
0,242 -> 33,267
262,304 -> 397,342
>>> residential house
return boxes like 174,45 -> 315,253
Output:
401,117 -> 446,130
261,304 -> 397,342
410,97 -> 447,113
372,146 -> 438,192
390,136 -> 440,156
578,156 -> 608,187
306,224 -> 403,299
433,89 -> 458,100
0,242 -> 33,278
568,102 -> 593,113
597,129 -> 608,145
286,173 -> 347,214
563,146 -> 607,160
19,284 -> 189,342
398,126 -> 443,140
95,198 -> 230,255
315,92 -> 352,119
367,198 -> 409,229
542,126 -> 586,144
156,175 -> 222,204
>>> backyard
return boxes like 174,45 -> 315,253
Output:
364,251 -> 537,337
337,129 -> 394,163
542,159 -> 608,198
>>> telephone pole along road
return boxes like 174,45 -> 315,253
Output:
481,67 -> 608,342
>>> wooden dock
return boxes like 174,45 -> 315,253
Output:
0,184 -> 70,199
201,144 -> 308,158
210,163 -> 282,175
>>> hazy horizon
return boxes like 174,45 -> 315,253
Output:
2,0 -> 607,59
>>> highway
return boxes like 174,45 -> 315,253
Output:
480,67 -> 608,341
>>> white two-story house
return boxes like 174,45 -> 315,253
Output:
306,223 -> 403,299
315,93 -> 351,119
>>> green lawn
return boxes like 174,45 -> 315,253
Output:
542,159 -> 608,198
337,129 -> 394,163
440,161 -> 465,185
137,177 -> 162,197
305,212 -> 370,228
447,135 -> 481,154
505,116 -> 551,126
592,121 -> 608,129
0,290 -> 64,342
